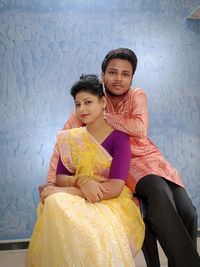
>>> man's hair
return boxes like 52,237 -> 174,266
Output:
101,48 -> 137,75
70,74 -> 104,99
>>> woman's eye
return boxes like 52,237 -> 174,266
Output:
85,101 -> 92,105
75,103 -> 80,107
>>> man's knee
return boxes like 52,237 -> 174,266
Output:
136,174 -> 171,198
187,205 -> 198,227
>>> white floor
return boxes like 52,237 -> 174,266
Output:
0,239 -> 199,267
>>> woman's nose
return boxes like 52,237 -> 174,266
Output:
79,104 -> 86,112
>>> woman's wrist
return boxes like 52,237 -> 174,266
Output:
65,187 -> 84,198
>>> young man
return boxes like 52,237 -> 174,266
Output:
45,48 -> 200,267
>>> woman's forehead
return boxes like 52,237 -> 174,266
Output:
75,91 -> 97,101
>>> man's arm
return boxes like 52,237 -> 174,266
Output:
105,89 -> 148,138
46,111 -> 83,183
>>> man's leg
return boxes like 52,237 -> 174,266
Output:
167,182 -> 198,267
133,194 -> 160,267
168,182 -> 198,247
135,174 -> 200,267
142,217 -> 160,267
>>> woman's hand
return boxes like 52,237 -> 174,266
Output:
80,180 -> 108,203
39,182 -> 56,195
39,182 -> 56,203
40,186 -> 85,203
40,186 -> 66,203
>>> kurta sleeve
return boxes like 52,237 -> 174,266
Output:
109,131 -> 131,180
46,111 -> 83,182
105,89 -> 148,138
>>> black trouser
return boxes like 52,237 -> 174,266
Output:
135,174 -> 200,267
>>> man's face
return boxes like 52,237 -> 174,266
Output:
101,58 -> 133,96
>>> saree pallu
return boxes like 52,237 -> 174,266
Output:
26,128 -> 145,267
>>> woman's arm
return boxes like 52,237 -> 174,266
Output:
55,153 -> 76,186
99,131 -> 130,199
56,174 -> 77,187
79,176 -> 125,202
101,179 -> 125,199
80,131 -> 131,202
40,186 -> 85,203
46,111 -> 83,183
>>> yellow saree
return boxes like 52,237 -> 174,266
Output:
26,128 -> 145,267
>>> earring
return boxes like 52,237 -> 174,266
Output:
103,108 -> 106,119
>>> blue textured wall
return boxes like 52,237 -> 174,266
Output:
0,0 -> 200,240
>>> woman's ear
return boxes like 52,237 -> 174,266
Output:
101,72 -> 104,83
101,96 -> 107,109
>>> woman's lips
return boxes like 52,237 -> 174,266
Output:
80,114 -> 89,118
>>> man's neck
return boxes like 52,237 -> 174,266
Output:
105,90 -> 127,108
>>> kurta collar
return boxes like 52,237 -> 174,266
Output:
105,89 -> 130,112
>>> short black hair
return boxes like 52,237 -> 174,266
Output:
70,74 -> 104,99
101,48 -> 137,75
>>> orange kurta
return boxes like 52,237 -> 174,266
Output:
47,88 -> 184,192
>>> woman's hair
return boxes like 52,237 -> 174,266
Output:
70,74 -> 104,99
101,48 -> 137,76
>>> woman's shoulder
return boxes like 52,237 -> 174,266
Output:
57,127 -> 85,137
110,130 -> 130,152
111,130 -> 129,140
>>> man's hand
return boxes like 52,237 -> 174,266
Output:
80,180 -> 108,203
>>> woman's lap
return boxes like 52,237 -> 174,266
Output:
26,190 -> 144,267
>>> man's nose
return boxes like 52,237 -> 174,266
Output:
114,73 -> 121,81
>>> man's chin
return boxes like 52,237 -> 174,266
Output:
106,89 -> 128,97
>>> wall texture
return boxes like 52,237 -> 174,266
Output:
0,0 -> 200,240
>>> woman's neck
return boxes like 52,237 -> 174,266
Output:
86,116 -> 113,142
86,116 -> 107,133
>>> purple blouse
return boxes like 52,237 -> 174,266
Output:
56,130 -> 131,181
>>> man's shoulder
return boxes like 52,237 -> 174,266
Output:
129,87 -> 146,95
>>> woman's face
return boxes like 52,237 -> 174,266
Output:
75,91 -> 106,125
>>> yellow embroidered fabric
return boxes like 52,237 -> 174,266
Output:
26,128 -> 145,267
58,127 -> 111,185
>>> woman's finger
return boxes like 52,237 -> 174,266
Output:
97,190 -> 103,200
99,184 -> 109,193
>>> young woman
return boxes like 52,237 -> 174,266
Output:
26,74 -> 145,267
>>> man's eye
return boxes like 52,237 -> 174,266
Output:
123,73 -> 130,77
